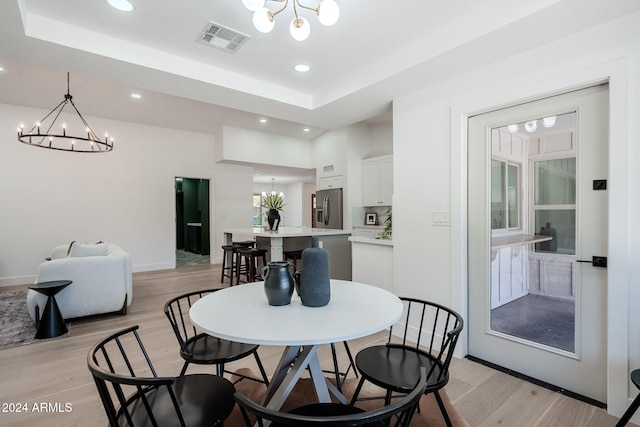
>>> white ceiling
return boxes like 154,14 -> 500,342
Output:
0,0 -> 638,183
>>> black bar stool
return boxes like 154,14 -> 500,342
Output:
616,369 -> 640,426
237,248 -> 268,284
284,249 -> 304,270
220,241 -> 255,285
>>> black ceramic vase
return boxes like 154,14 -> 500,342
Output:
261,262 -> 295,306
294,247 -> 331,307
267,209 -> 281,231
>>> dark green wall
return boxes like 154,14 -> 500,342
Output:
176,178 -> 210,256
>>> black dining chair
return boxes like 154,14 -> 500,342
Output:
164,289 -> 270,385
350,298 -> 463,427
616,369 -> 640,426
326,341 -> 358,392
234,367 -> 428,427
87,324 -> 236,426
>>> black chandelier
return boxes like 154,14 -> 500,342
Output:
17,73 -> 113,153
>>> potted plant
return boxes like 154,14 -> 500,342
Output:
377,209 -> 392,240
261,193 -> 285,231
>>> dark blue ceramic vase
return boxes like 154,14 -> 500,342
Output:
261,261 -> 295,306
294,247 -> 331,307
267,209 -> 281,231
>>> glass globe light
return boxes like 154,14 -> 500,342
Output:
542,116 -> 557,128
524,120 -> 538,132
253,7 -> 275,33
317,0 -> 340,26
507,124 -> 519,132
290,16 -> 310,41
107,0 -> 134,12
242,0 -> 265,12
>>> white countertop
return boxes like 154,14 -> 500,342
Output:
349,236 -> 394,246
223,227 -> 351,238
491,234 -> 552,250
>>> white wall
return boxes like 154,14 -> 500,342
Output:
0,103 -> 254,285
215,125 -> 313,169
313,128 -> 348,179
392,11 -> 639,415
367,122 -> 394,158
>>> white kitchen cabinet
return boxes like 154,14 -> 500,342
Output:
362,155 -> 393,206
318,175 -> 343,190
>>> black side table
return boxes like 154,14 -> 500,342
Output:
29,280 -> 72,339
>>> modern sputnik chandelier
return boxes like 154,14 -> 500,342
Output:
17,73 -> 114,153
242,0 -> 340,41
262,178 -> 284,198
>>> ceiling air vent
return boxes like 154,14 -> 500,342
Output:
198,21 -> 250,53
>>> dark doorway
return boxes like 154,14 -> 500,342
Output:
175,177 -> 210,267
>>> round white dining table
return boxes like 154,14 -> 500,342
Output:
190,279 -> 403,410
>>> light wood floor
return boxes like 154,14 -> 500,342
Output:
0,264 -> 631,427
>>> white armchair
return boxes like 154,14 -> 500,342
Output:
27,243 -> 132,322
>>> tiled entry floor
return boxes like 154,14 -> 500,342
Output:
176,250 -> 210,268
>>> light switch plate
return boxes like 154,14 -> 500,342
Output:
432,211 -> 451,226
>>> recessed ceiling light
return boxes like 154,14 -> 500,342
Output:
294,63 -> 311,73
130,93 -> 142,99
303,128 -> 310,132
0,66 -> 4,72
107,0 -> 134,12
259,118 -> 268,123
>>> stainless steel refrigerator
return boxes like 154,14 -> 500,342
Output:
315,188 -> 343,229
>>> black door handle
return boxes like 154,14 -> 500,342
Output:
577,256 -> 607,268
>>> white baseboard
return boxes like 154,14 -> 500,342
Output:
0,275 -> 37,287
132,262 -> 175,273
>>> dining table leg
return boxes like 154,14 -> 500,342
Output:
262,344 -> 347,411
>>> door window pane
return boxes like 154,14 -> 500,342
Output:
491,160 -> 505,229
491,160 -> 519,230
534,210 -> 576,254
534,158 -> 576,205
489,112 -> 577,354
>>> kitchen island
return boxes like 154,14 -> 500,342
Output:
223,227 -> 352,280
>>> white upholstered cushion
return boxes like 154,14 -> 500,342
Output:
68,242 -> 107,257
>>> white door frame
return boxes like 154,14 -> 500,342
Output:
450,58 -> 630,415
